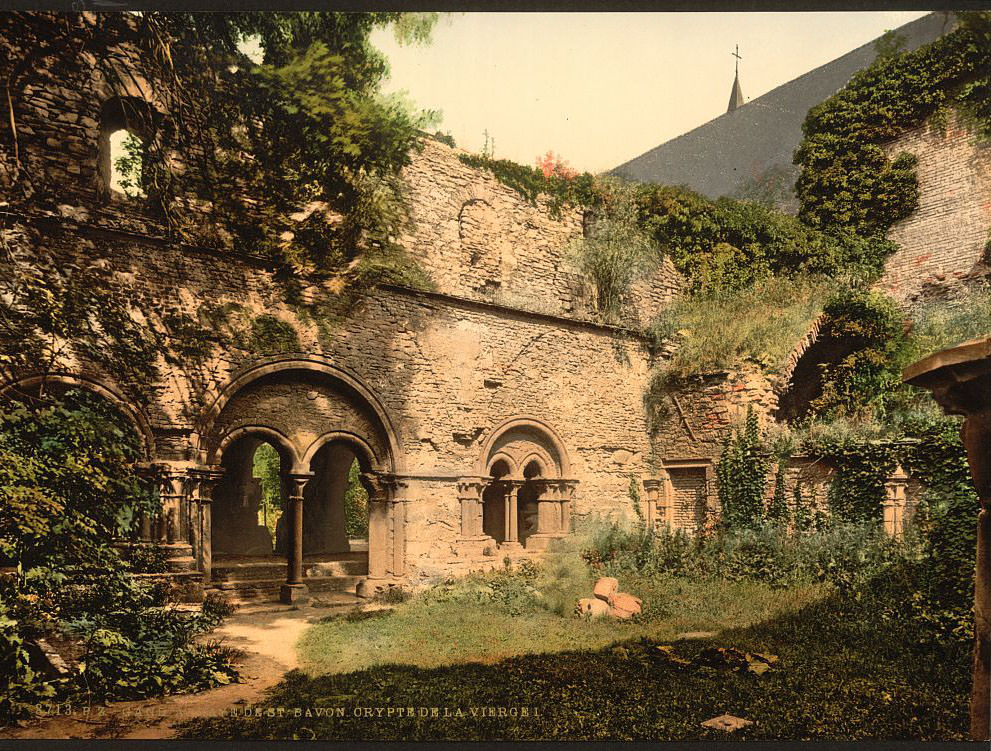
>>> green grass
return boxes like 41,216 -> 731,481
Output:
295,553 -> 829,676
175,526 -> 970,741
905,281 -> 991,363
178,574 -> 969,740
648,273 -> 833,379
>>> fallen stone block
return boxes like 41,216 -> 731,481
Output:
701,713 -> 752,732
593,576 -> 619,603
575,597 -> 610,619
610,591 -> 642,619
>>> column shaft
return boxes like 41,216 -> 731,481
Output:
286,495 -> 304,585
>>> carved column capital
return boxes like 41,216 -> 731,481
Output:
285,471 -> 314,499
457,475 -> 490,500
188,466 -> 225,503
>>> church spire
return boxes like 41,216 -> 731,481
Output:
727,44 -> 744,112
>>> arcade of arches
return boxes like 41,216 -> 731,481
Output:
4,363 -> 668,604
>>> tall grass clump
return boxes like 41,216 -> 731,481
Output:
647,273 -> 834,379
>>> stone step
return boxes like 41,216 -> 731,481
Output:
211,558 -> 368,582
205,574 -> 365,603
223,591 -> 374,613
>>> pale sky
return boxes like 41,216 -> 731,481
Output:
370,12 -> 932,174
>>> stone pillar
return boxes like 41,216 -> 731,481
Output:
524,480 -> 560,551
189,468 -> 224,584
536,481 -> 559,534
904,338 -> 991,741
456,476 -> 493,556
356,473 -> 409,598
883,465 -> 910,537
390,476 -> 409,579
159,471 -> 188,544
643,477 -> 662,529
502,480 -> 523,550
280,472 -> 312,605
559,479 -> 577,535
362,472 -> 391,582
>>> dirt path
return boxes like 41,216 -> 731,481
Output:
2,607 -> 327,740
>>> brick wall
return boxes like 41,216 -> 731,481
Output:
880,108 -> 991,303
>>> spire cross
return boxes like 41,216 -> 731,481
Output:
732,44 -> 742,75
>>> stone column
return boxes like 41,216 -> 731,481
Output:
524,480 -> 559,551
363,472 -> 391,581
536,480 -> 559,534
643,477 -> 662,529
189,467 -> 224,585
456,476 -> 492,556
883,465 -> 909,537
904,338 -> 991,741
159,471 -> 188,544
357,473 -> 409,598
280,472 -> 313,605
502,480 -> 523,550
390,476 -> 410,579
558,479 -> 577,535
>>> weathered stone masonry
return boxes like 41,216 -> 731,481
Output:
880,108 -> 991,304
0,13 -> 684,601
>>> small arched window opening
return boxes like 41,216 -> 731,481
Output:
98,97 -> 159,201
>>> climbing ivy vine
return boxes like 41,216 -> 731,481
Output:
796,12 -> 991,243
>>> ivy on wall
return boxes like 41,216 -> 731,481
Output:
716,408 -> 770,530
795,12 -> 991,241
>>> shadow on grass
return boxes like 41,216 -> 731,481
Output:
176,577 -> 970,741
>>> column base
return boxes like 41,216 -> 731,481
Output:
356,577 -> 405,599
280,583 -> 309,606
498,540 -> 523,551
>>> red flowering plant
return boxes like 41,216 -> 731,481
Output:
536,150 -> 577,180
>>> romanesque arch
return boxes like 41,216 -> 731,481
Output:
0,371 -> 156,462
457,416 -> 577,553
193,356 -> 406,603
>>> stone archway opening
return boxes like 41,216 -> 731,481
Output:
211,433 -> 292,557
482,458 -> 513,544
304,441 -> 369,556
198,359 -> 407,603
460,417 -> 578,556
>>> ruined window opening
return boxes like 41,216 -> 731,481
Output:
98,97 -> 158,202
108,129 -> 146,198
482,459 -> 512,543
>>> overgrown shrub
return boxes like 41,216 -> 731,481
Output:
808,287 -> 908,421
716,408 -> 770,530
0,391 -> 238,723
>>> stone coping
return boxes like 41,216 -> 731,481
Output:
903,336 -> 991,384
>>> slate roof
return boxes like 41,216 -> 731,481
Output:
609,12 -> 954,207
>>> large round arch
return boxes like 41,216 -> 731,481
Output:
475,416 -> 571,480
196,355 -> 403,474
0,371 -> 156,462
195,356 -> 407,597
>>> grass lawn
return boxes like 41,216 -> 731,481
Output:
296,560 -> 830,675
178,550 -> 970,741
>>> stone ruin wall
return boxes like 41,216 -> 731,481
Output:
879,107 -> 991,305
402,137 -> 684,327
0,13 -> 680,581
